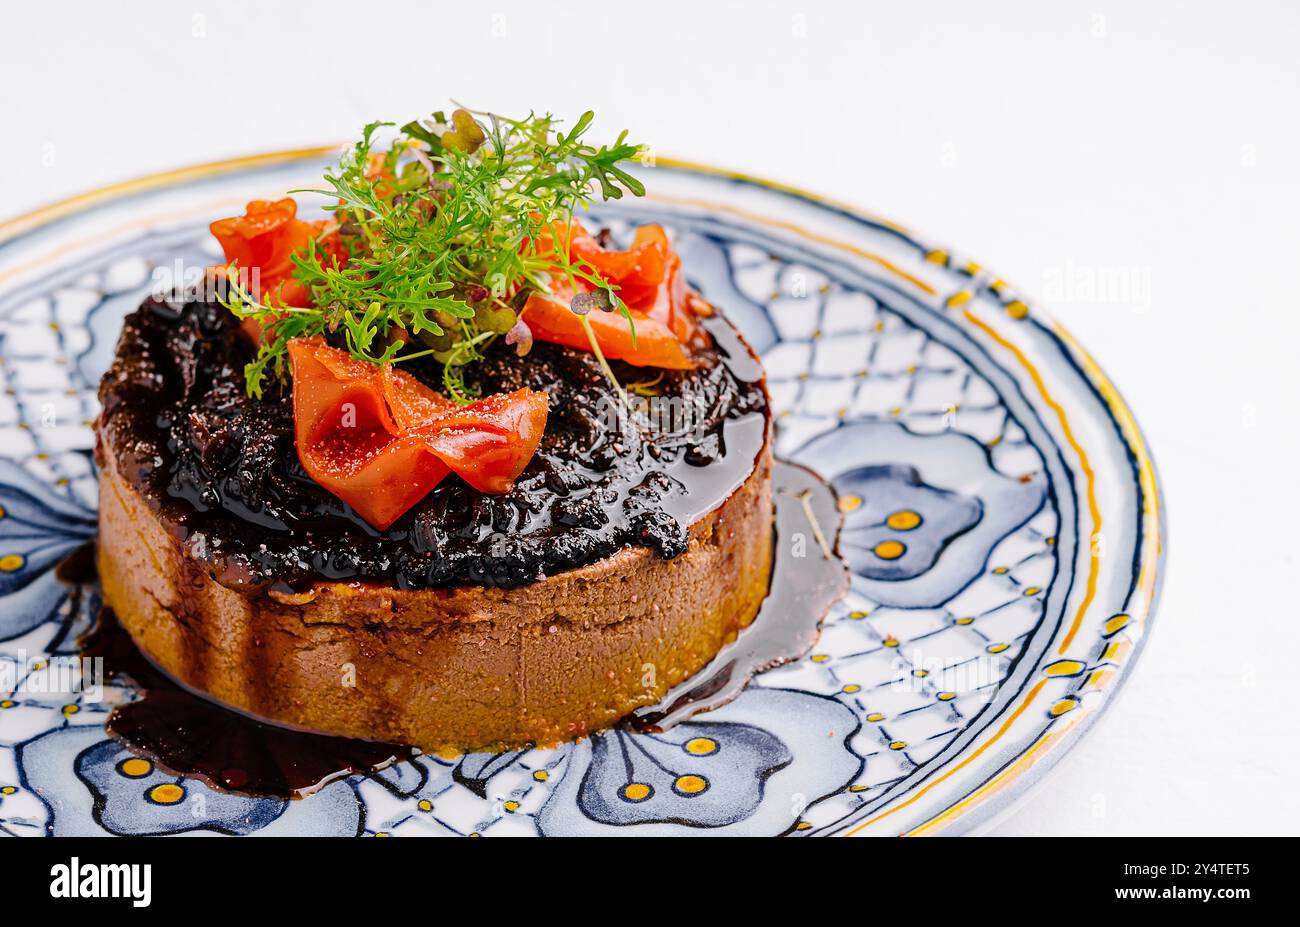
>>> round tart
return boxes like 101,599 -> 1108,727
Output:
96,295 -> 773,752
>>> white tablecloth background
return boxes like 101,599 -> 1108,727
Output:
4,0 -> 1297,835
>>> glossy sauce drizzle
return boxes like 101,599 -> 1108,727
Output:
629,459 -> 847,731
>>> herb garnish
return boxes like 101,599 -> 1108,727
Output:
224,107 -> 647,401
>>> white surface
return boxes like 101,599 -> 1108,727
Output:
3,0 -> 1298,836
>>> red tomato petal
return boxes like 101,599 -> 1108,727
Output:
526,223 -> 703,369
210,199 -> 344,312
287,338 -> 548,529
522,292 -> 695,371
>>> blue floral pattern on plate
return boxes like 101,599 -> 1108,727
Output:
834,463 -> 983,580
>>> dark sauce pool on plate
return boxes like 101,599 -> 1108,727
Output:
630,459 -> 847,731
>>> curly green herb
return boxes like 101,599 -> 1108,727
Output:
223,107 -> 646,402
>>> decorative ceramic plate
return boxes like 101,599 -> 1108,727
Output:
0,152 -> 1163,837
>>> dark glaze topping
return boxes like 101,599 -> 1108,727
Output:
98,294 -> 768,591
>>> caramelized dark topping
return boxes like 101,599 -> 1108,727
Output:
98,295 -> 768,591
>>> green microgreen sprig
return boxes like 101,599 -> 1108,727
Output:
222,107 -> 647,403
